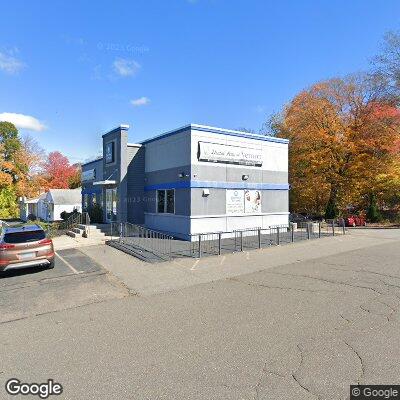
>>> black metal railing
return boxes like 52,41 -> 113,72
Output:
107,219 -> 346,262
109,222 -> 173,261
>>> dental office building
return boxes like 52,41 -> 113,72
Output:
81,124 -> 289,240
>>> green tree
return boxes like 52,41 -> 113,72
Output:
0,187 -> 19,218
366,193 -> 382,222
0,122 -> 21,162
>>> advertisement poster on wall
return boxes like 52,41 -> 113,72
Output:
226,190 -> 245,214
244,190 -> 262,213
226,190 -> 262,214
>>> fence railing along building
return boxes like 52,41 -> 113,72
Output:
108,219 -> 346,263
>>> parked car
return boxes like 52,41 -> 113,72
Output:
345,215 -> 366,227
289,213 -> 310,223
0,225 -> 55,272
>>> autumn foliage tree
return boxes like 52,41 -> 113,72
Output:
271,74 -> 400,218
0,122 -> 26,217
43,151 -> 79,189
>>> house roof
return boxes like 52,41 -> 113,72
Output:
48,189 -> 81,205
25,197 -> 41,204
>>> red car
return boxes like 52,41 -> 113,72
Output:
345,215 -> 366,227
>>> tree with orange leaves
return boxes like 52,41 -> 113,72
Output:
271,74 -> 400,218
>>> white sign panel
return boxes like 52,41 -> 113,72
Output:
226,190 -> 245,214
199,142 -> 263,166
244,190 -> 262,213
82,169 -> 96,182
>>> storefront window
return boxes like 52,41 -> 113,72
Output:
157,189 -> 175,214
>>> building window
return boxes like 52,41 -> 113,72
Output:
105,142 -> 115,164
83,194 -> 89,210
157,189 -> 175,214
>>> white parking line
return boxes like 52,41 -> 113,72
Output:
190,259 -> 200,271
55,252 -> 83,275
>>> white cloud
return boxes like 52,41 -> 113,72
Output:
0,52 -> 25,74
130,97 -> 151,107
0,112 -> 46,131
113,58 -> 141,77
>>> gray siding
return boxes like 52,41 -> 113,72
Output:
144,190 -> 157,213
261,190 -> 289,213
191,188 -> 226,216
191,164 -> 287,184
127,146 -> 145,224
145,166 -> 191,186
175,189 -> 191,216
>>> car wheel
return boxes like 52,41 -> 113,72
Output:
48,260 -> 55,269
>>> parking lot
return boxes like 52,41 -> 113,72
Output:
0,248 -> 128,324
0,248 -> 101,283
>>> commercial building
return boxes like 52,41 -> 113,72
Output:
81,124 -> 289,239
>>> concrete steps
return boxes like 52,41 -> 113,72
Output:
67,224 -> 110,240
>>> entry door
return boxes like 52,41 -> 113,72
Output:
105,188 -> 117,222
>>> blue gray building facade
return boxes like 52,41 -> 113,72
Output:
81,124 -> 289,239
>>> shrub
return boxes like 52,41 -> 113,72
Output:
88,203 -> 103,223
366,194 -> 382,223
60,209 -> 80,221
324,198 -> 339,219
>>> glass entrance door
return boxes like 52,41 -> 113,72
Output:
105,188 -> 118,222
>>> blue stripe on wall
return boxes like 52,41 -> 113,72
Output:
144,181 -> 289,191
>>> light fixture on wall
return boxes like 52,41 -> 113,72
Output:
202,189 -> 210,197
178,172 -> 188,178
242,174 -> 249,181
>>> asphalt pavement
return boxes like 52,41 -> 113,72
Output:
0,248 -> 128,323
0,229 -> 399,399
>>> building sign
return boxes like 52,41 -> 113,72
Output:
105,142 -> 115,164
82,169 -> 96,182
199,142 -> 263,166
226,190 -> 244,214
226,189 -> 262,214
244,190 -> 262,213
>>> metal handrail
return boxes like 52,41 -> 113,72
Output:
108,219 -> 346,262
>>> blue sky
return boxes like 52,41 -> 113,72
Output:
1,0 -> 399,163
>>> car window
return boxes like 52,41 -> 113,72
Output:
4,230 -> 46,244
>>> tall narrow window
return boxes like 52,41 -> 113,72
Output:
157,190 -> 166,213
166,189 -> 175,213
157,189 -> 175,213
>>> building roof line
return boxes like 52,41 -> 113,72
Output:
140,123 -> 289,145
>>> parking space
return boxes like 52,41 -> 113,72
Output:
0,248 -> 102,288
0,247 -> 127,323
